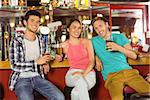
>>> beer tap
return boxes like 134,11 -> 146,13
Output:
47,21 -> 62,58
82,19 -> 92,39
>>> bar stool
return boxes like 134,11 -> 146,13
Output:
64,86 -> 73,100
123,86 -> 136,100
130,92 -> 150,100
64,86 -> 95,100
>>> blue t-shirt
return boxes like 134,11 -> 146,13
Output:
91,33 -> 132,80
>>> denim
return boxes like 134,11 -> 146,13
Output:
15,76 -> 64,100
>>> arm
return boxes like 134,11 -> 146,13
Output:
60,41 -> 68,54
120,44 -> 137,59
10,37 -> 51,73
95,55 -> 103,71
106,34 -> 137,59
9,40 -> 37,72
82,39 -> 95,77
107,42 -> 137,59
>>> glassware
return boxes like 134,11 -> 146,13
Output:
106,35 -> 116,52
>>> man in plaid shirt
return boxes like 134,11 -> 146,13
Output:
9,10 -> 64,100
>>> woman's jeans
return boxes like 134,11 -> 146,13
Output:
15,76 -> 64,100
65,69 -> 96,100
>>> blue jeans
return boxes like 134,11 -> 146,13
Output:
15,76 -> 64,100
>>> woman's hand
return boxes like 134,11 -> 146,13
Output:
95,56 -> 103,71
72,71 -> 83,76
55,54 -> 63,62
96,60 -> 103,71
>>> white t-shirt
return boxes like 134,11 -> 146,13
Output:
19,36 -> 40,78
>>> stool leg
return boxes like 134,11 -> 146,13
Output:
64,86 -> 73,100
0,83 -> 4,100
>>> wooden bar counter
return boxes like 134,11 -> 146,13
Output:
0,54 -> 149,100
0,56 -> 149,69
0,59 -> 69,69
128,56 -> 150,65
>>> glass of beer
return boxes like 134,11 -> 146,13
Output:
106,36 -> 115,52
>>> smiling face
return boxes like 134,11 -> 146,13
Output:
93,19 -> 109,38
67,20 -> 82,39
24,15 -> 40,33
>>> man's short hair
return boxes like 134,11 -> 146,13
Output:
24,10 -> 41,21
91,17 -> 108,26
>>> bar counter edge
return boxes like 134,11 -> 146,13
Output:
0,56 -> 149,69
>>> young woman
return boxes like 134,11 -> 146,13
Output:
60,18 -> 96,100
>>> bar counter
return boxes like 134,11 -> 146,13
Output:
0,56 -> 149,100
0,56 -> 149,69
0,59 -> 69,69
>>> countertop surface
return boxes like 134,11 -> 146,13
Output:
0,55 -> 149,69
0,59 -> 69,69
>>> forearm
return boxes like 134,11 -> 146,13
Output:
118,45 -> 137,59
83,62 -> 94,76
10,54 -> 37,73
96,56 -> 101,65
10,59 -> 37,72
9,40 -> 38,72
95,55 -> 103,71
82,39 -> 95,76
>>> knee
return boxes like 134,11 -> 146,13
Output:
71,88 -> 78,96
50,91 -> 65,100
88,79 -> 96,90
75,77 -> 88,87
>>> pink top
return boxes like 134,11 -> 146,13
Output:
67,40 -> 89,70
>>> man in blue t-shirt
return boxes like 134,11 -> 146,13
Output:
91,17 -> 150,100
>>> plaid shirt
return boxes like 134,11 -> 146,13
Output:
9,33 -> 46,91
